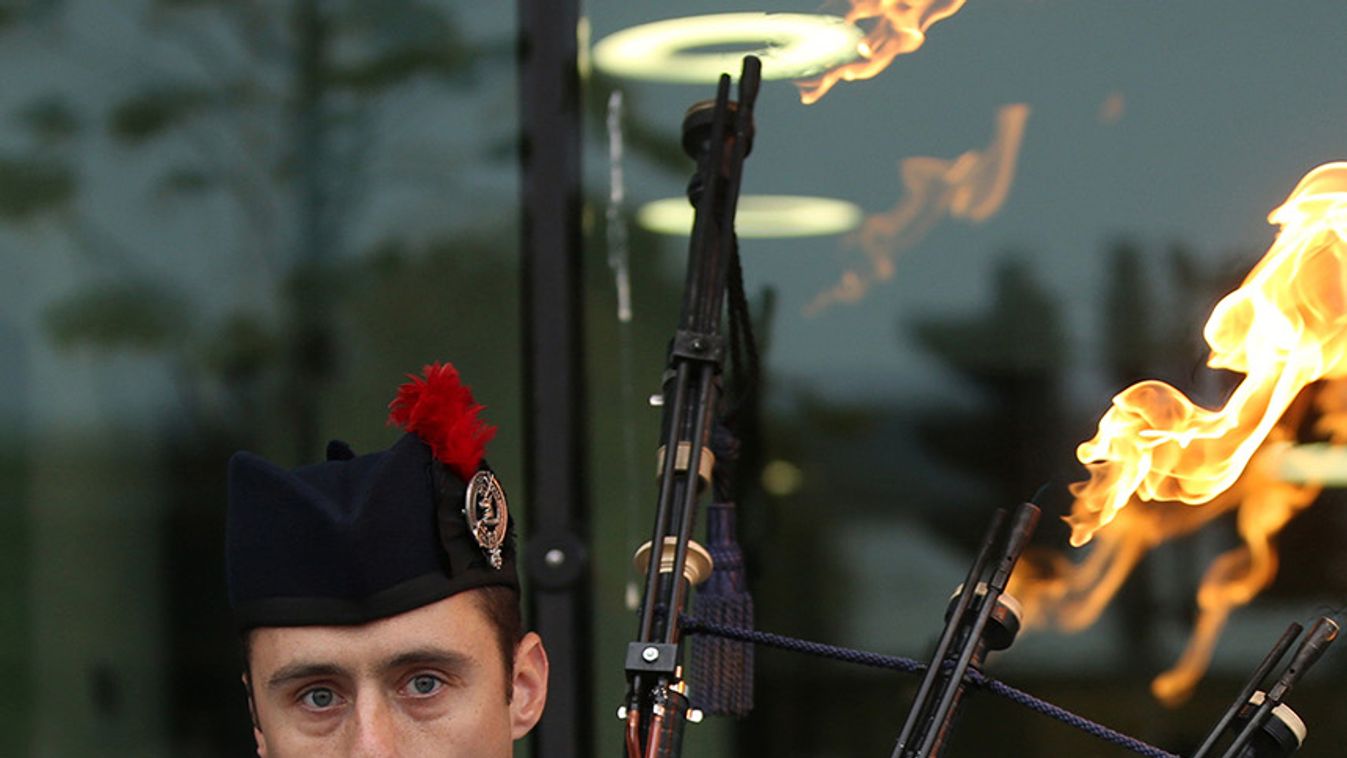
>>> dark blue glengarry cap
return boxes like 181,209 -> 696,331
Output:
226,363 -> 517,631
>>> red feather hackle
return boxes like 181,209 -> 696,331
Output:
387,362 -> 497,480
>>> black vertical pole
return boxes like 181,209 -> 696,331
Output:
517,1 -> 591,757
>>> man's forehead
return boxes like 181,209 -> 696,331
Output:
250,593 -> 494,671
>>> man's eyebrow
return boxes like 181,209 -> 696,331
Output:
381,647 -> 474,674
266,662 -> 350,691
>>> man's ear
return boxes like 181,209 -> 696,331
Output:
509,632 -> 549,740
242,673 -> 268,757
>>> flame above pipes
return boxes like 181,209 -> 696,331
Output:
1013,162 -> 1347,703
805,103 -> 1030,315
795,0 -> 966,105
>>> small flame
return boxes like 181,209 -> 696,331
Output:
1012,162 -> 1347,704
805,104 -> 1029,315
795,0 -> 966,105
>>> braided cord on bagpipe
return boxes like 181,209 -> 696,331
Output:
680,615 -> 1179,758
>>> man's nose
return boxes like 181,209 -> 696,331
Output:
350,695 -> 398,758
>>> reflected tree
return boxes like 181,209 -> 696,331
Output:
911,256 -> 1074,544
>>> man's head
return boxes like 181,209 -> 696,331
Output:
242,588 -> 546,758
226,363 -> 547,757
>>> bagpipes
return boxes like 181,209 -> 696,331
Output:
621,55 -> 1339,758
621,55 -> 762,758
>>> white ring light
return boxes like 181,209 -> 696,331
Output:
637,195 -> 863,239
592,13 -> 863,84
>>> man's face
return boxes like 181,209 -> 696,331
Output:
245,590 -> 547,758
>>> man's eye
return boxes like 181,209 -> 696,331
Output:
299,687 -> 341,710
406,674 -> 444,697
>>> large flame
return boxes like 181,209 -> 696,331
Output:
805,103 -> 1028,315
795,0 -> 966,105
1069,163 -> 1347,546
1011,162 -> 1347,704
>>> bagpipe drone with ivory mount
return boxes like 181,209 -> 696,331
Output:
620,55 -> 762,758
619,54 -> 1339,758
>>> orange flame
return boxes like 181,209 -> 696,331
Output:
1011,162 -> 1347,704
1069,162 -> 1347,547
1012,409 -> 1321,704
805,103 -> 1029,315
795,0 -> 966,104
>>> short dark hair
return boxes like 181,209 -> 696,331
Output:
473,585 -> 523,700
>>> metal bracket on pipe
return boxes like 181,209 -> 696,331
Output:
671,330 -> 725,363
626,642 -> 680,676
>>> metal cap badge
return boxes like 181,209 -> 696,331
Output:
464,469 -> 508,569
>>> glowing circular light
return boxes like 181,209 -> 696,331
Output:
592,13 -> 863,84
761,459 -> 804,497
637,195 -> 863,239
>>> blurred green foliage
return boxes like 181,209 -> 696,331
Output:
17,97 -> 80,144
0,156 -> 75,220
44,283 -> 190,352
108,86 -> 210,144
